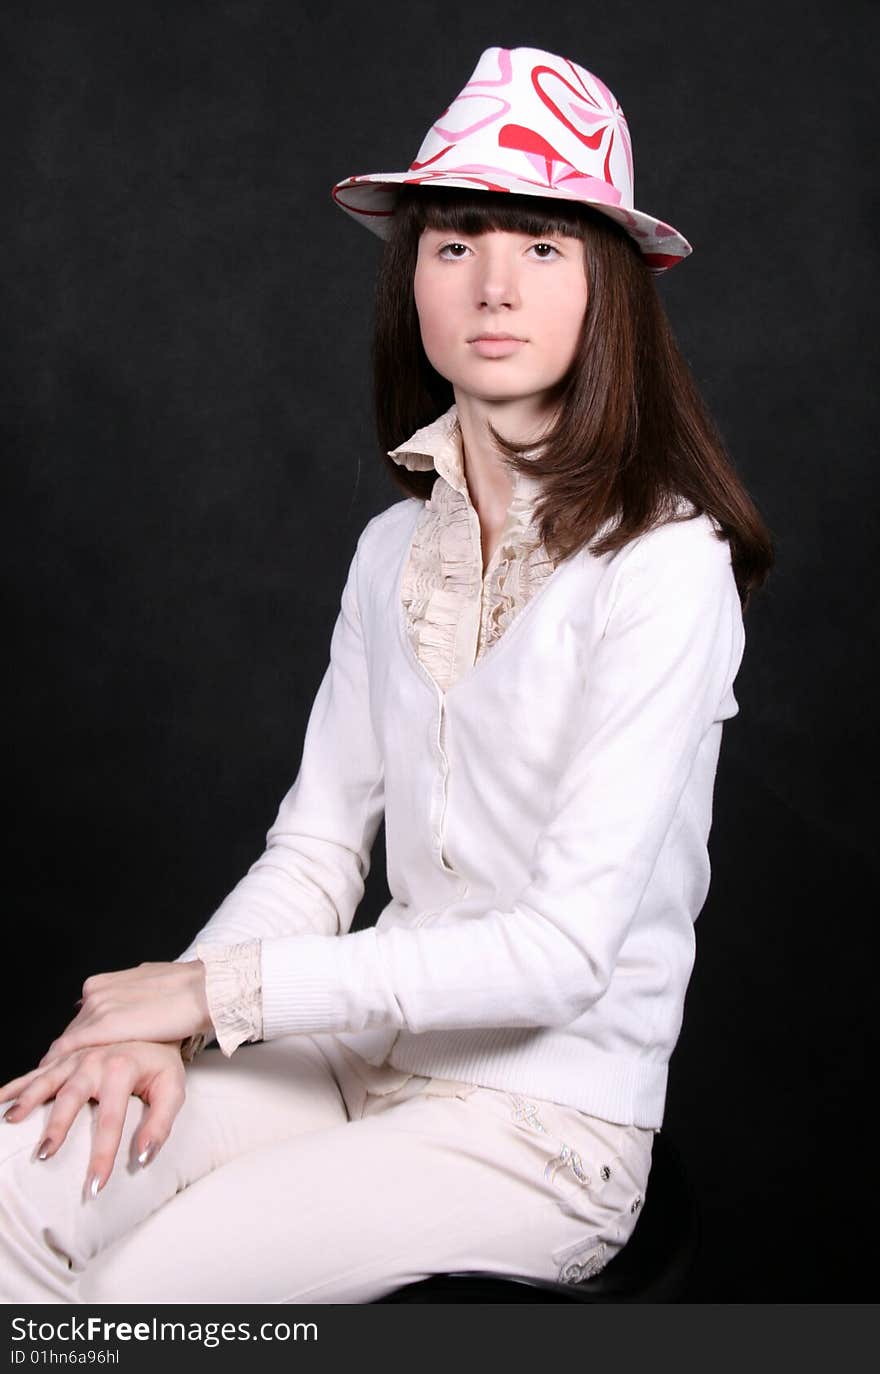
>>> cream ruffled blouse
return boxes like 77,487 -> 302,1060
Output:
390,403 -> 555,693
182,402 -> 555,1061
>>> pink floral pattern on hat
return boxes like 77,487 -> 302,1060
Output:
332,46 -> 692,274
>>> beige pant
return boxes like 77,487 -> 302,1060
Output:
0,1034 -> 655,1304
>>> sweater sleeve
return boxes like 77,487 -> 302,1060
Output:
256,515 -> 747,1040
172,526 -> 386,967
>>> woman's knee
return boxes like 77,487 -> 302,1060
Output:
179,1036 -> 349,1140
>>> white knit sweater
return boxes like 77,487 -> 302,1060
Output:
176,410 -> 746,1127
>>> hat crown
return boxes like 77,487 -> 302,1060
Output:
330,44 -> 692,273
409,46 -> 635,212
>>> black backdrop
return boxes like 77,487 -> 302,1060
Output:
2,0 -> 876,1302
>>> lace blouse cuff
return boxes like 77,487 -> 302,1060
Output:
181,939 -> 264,1061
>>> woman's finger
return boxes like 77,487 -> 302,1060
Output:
38,1065 -> 102,1165
39,1009 -> 136,1065
38,1009 -> 105,1066
0,1064 -> 55,1103
131,1062 -> 187,1169
36,996 -> 119,1068
37,1038 -> 74,1069
39,1035 -> 90,1068
83,1055 -> 139,1200
2,1059 -> 80,1125
40,1020 -> 140,1066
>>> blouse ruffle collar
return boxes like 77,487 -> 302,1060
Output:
387,402 -> 545,505
387,404 -> 556,693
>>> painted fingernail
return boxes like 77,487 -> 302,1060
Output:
137,1142 -> 155,1167
36,1138 -> 52,1160
4,1104 -> 19,1121
88,1174 -> 102,1200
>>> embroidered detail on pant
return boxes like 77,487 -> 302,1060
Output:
544,1143 -> 591,1188
508,1094 -> 548,1133
558,1240 -> 607,1284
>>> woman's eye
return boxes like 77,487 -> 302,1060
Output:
437,241 -> 560,260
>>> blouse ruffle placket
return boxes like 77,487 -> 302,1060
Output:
398,414 -> 555,693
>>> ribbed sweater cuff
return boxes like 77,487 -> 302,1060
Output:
259,929 -> 394,1040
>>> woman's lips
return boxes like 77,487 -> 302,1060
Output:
468,338 -> 526,358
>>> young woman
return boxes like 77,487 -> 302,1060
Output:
0,45 -> 773,1304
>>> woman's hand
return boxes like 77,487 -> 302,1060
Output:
35,961 -> 212,1069
0,1040 -> 187,1200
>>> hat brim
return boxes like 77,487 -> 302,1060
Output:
331,170 -> 692,274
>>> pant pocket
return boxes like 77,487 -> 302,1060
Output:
501,1092 -> 653,1225
541,1114 -> 653,1285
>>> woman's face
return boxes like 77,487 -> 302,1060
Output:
413,225 -> 589,407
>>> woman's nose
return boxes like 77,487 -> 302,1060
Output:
475,258 -> 521,308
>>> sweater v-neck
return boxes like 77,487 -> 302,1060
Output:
391,506 -> 574,703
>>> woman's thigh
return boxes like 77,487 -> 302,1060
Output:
77,1078 -> 654,1305
0,1036 -> 346,1303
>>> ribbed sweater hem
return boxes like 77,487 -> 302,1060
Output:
366,1028 -> 668,1129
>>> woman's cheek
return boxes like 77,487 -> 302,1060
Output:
420,324 -> 453,374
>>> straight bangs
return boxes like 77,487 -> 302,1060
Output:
397,183 -> 615,243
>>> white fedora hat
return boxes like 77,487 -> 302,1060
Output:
331,45 -> 692,274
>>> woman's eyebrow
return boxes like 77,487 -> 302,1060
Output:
424,228 -> 563,240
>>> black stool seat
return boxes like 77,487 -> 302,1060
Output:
375,1130 -> 700,1303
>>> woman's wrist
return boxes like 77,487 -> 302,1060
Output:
180,959 -> 215,1063
189,957 -> 215,1035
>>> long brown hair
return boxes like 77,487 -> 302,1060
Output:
371,185 -> 774,611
